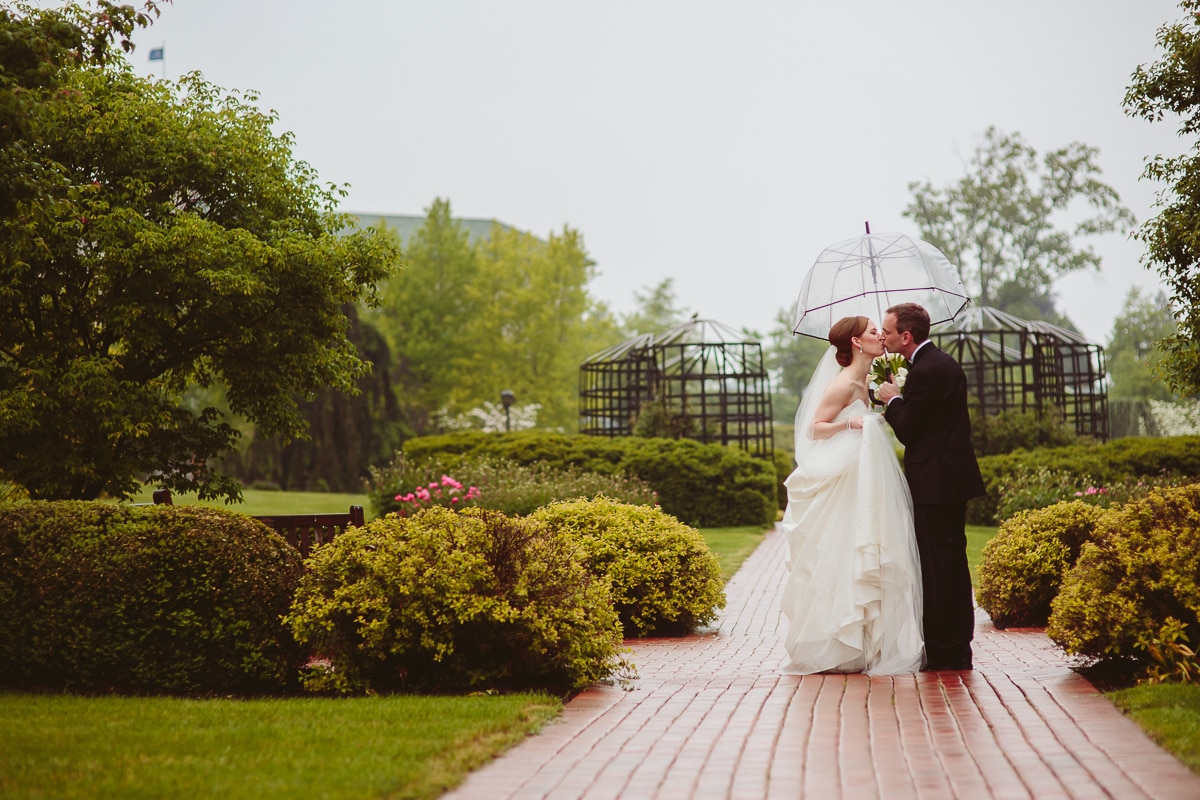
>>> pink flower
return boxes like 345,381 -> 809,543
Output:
394,475 -> 479,512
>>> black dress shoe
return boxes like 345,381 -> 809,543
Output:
922,660 -> 973,671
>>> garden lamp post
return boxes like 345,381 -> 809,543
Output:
500,389 -> 515,432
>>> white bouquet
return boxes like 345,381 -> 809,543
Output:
869,353 -> 908,403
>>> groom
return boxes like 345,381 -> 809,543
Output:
877,302 -> 985,671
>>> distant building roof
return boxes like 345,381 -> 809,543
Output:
348,212 -> 518,244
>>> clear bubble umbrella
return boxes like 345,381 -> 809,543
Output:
792,228 -> 971,340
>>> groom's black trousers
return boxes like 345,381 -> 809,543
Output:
913,502 -> 975,664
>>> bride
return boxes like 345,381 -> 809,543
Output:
780,315 -> 924,675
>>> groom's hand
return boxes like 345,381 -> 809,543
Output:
876,379 -> 900,404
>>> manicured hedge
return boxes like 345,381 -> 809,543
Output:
367,454 -> 656,518
0,502 -> 303,695
401,432 -> 778,527
970,435 -> 1200,524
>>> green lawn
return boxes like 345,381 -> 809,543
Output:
1109,684 -> 1200,773
126,486 -> 372,517
0,693 -> 559,800
702,524 -> 773,579
967,524 -> 995,583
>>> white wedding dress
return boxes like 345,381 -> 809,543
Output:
780,348 -> 924,675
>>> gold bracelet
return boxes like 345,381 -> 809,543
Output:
845,419 -> 851,431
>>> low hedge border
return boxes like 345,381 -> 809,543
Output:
970,435 -> 1200,524
400,432 -> 777,528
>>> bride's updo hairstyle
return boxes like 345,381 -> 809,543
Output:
828,316 -> 869,367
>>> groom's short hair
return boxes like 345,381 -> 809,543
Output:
887,303 -> 930,343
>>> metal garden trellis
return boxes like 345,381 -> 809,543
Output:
578,318 -> 774,458
929,306 -> 1110,441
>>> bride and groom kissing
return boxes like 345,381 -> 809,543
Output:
780,302 -> 984,675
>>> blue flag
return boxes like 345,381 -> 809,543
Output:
148,47 -> 164,61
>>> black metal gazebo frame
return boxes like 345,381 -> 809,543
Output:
930,306 -> 1109,441
579,318 -> 774,458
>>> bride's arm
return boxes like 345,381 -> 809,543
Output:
808,380 -> 859,440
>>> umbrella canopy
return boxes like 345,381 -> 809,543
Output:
792,231 -> 971,339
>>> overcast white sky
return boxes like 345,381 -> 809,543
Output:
127,0 -> 1189,345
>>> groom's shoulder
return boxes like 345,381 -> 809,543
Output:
915,343 -> 956,369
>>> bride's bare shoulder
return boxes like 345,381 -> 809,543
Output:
820,373 -> 856,404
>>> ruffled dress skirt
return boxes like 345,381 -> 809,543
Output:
780,404 -> 924,675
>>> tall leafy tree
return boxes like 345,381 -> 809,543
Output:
1105,287 -> 1178,401
373,201 -> 618,434
1125,0 -> 1200,396
461,224 -> 618,432
0,49 -> 399,499
904,126 -> 1135,322
372,199 -> 478,433
1,2 -> 164,212
620,278 -> 692,336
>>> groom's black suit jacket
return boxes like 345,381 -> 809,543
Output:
883,342 -> 985,505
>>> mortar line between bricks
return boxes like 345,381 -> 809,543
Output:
804,674 -> 846,798
840,671 -> 878,796
959,673 -> 1035,800
936,676 -> 1012,800
916,673 -> 989,799
1028,677 -> 1154,800
537,686 -> 663,799
688,682 -> 756,797
482,691 -> 624,799
866,676 -> 903,800
723,675 -> 778,797
989,672 -> 1103,800
766,674 -> 821,799
617,680 -> 714,798
1002,673 -> 1117,800
602,680 -> 696,800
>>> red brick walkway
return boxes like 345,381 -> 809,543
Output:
444,526 -> 1200,799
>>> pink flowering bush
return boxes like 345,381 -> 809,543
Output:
994,465 -> 1191,521
393,475 -> 480,517
368,453 -> 657,518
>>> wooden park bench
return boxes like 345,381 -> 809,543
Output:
152,490 -> 365,558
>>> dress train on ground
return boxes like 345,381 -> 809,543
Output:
780,401 -> 924,675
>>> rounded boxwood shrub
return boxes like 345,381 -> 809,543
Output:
0,502 -> 304,695
976,501 -> 1109,628
1048,484 -> 1200,677
285,506 -> 624,695
531,497 -> 725,637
